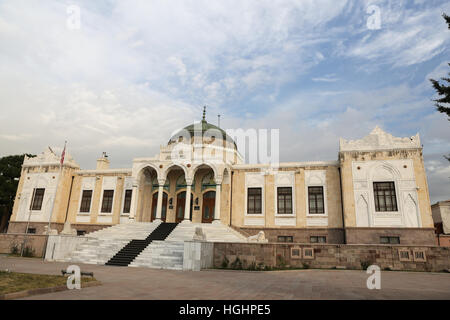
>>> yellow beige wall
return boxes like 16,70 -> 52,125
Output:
230,166 -> 343,229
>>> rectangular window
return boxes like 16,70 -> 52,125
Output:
26,227 -> 36,234
77,230 -> 86,236
373,182 -> 398,212
310,236 -> 327,243
101,190 -> 114,213
380,236 -> 400,244
123,189 -> 132,213
308,186 -> 324,214
277,235 -> 293,243
277,187 -> 292,214
247,188 -> 262,214
30,188 -> 45,211
79,190 -> 93,213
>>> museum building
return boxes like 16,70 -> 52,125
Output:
7,113 -> 436,249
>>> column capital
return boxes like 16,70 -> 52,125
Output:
157,178 -> 166,186
215,175 -> 223,185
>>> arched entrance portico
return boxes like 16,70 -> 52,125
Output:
191,163 -> 222,224
135,166 -> 159,222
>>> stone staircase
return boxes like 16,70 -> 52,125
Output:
129,222 -> 247,270
67,221 -> 161,265
106,222 -> 178,267
130,241 -> 185,270
166,222 -> 248,242
66,221 -> 247,269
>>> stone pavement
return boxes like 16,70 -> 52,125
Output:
1,256 -> 449,300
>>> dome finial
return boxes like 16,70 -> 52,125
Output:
202,105 -> 206,121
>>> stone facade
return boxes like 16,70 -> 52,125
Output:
0,234 -> 48,257
345,227 -> 436,245
214,242 -> 450,272
6,122 -> 437,246
234,227 -> 345,244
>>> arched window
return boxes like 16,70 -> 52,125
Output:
201,172 -> 215,191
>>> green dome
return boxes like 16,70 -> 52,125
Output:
168,120 -> 236,147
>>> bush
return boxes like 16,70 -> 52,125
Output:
276,254 -> 287,268
230,257 -> 243,270
302,263 -> 310,269
360,260 -> 371,270
221,256 -> 229,269
22,246 -> 35,257
10,243 -> 19,255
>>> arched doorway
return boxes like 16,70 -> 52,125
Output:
151,192 -> 168,222
202,191 -> 215,223
136,166 -> 159,222
175,191 -> 194,223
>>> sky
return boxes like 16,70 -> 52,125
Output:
0,0 -> 449,203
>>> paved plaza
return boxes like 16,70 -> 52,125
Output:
0,256 -> 449,300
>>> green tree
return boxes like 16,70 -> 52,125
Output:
0,154 -> 35,232
429,13 -> 450,120
429,13 -> 450,162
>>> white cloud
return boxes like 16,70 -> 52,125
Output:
0,0 -> 449,205
312,74 -> 339,82
345,4 -> 450,67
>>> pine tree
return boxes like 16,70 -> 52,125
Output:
429,14 -> 450,121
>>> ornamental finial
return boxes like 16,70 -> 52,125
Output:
202,105 -> 206,121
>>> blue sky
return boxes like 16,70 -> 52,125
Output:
0,0 -> 449,202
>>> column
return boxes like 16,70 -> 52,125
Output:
213,183 -> 221,223
128,180 -> 139,222
183,180 -> 192,222
155,179 -> 165,220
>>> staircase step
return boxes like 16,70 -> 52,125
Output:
105,223 -> 178,267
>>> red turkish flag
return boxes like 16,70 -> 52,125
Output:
60,141 -> 66,166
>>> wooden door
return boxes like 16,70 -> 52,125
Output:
202,191 -> 215,223
176,192 -> 186,223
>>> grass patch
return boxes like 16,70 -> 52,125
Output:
0,271 -> 96,295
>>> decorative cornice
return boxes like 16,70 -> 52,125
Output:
22,147 -> 79,169
339,126 -> 421,152
77,169 -> 132,175
232,161 -> 338,170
